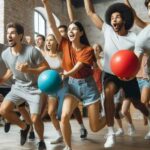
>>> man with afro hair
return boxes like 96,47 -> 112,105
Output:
84,0 -> 150,148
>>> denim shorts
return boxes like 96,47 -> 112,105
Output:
137,79 -> 150,91
68,76 -> 100,106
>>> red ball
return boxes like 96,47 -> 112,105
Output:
110,50 -> 140,79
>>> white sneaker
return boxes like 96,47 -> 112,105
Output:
63,146 -> 72,150
144,131 -> 150,140
50,136 -> 63,144
127,126 -> 136,136
104,134 -> 115,148
115,129 -> 124,136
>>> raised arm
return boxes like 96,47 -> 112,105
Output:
124,0 -> 149,28
42,0 -> 62,44
66,0 -> 76,22
84,0 -> 104,30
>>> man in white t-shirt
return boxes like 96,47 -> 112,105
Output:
84,1 -> 150,148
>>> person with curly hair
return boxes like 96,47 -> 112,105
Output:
84,0 -> 150,148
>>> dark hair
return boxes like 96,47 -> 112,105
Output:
36,34 -> 45,41
69,20 -> 90,46
145,0 -> 150,8
6,22 -> 24,40
58,25 -> 68,32
105,3 -> 134,30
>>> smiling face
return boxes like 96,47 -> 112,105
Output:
45,34 -> 57,51
7,27 -> 22,47
111,12 -> 124,32
67,23 -> 83,43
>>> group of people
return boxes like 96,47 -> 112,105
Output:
0,0 -> 150,150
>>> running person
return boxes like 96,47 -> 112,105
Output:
84,0 -> 150,148
0,22 -> 49,150
42,0 -> 106,150
125,0 -> 150,139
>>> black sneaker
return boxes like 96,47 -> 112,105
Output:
80,128 -> 88,139
20,124 -> 30,145
29,131 -> 35,140
4,122 -> 11,133
38,141 -> 46,150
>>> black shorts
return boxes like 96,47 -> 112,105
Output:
0,88 -> 11,97
103,72 -> 141,101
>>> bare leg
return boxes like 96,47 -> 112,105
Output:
60,95 -> 79,148
31,114 -> 44,140
40,94 -> 48,119
73,107 -> 88,138
141,87 -> 150,125
18,106 -> 32,125
48,97 -> 62,144
87,101 -> 106,132
0,101 -> 26,129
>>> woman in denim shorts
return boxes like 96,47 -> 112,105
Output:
42,1 -> 106,150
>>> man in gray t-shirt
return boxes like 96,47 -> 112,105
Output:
0,22 -> 49,149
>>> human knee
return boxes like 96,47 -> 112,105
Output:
90,124 -> 99,132
48,111 -> 56,120
61,113 -> 70,125
31,114 -> 40,124
105,88 -> 116,98
0,105 -> 11,116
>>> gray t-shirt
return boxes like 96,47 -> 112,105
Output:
0,43 -> 14,88
102,23 -> 136,74
2,44 -> 45,89
135,25 -> 150,76
135,24 -> 150,55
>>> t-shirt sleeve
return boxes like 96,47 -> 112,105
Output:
32,47 -> 45,65
78,48 -> 95,65
134,26 -> 150,55
1,51 -> 9,69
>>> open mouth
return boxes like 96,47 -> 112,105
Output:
113,23 -> 119,29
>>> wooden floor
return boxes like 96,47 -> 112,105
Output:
0,118 -> 149,150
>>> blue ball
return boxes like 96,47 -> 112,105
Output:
38,70 -> 62,94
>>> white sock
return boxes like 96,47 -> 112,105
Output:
118,128 -> 123,131
56,129 -> 62,137
108,127 -> 115,135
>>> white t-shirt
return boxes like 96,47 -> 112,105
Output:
134,24 -> 150,56
102,23 -> 136,74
